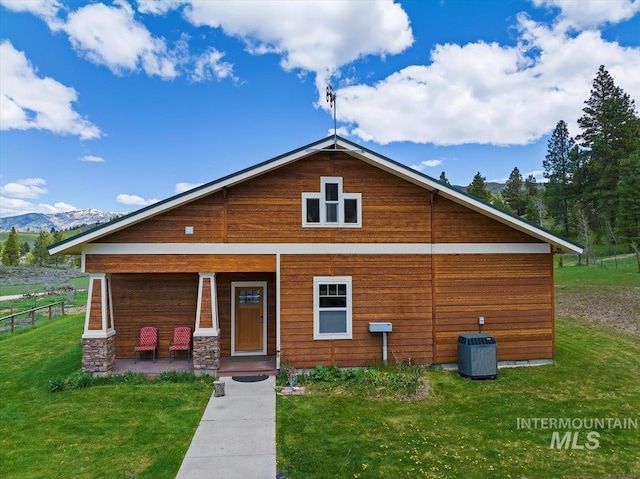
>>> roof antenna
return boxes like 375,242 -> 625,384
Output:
326,84 -> 337,149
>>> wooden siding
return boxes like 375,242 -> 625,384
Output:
85,254 -> 275,273
433,254 -> 554,363
92,152 -> 432,246
99,193 -> 226,243
432,197 -> 541,243
280,254 -> 433,368
111,273 -> 199,359
199,277 -> 213,328
215,273 -> 277,356
87,278 -> 102,330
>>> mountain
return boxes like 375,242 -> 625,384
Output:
451,182 -> 505,195
0,209 -> 122,232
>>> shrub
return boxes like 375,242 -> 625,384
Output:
307,364 -> 341,382
156,370 -> 196,383
290,364 -> 427,398
48,375 -> 66,393
110,371 -> 150,385
67,371 -> 95,389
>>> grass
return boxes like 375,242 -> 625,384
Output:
0,292 -> 88,338
277,319 -> 640,478
0,314 -> 213,479
555,254 -> 639,287
0,276 -> 90,296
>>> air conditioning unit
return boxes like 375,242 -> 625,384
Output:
457,333 -> 497,380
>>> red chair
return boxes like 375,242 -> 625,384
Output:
134,326 -> 158,363
169,326 -> 192,363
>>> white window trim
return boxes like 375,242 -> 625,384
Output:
313,276 -> 352,340
302,177 -> 362,228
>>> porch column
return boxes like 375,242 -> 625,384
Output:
82,274 -> 116,376
193,273 -> 220,376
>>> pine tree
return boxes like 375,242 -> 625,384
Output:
543,120 -> 579,237
32,231 -> 53,266
524,175 -> 544,225
2,227 -> 20,266
491,193 -> 508,211
467,172 -> 492,202
615,152 -> 640,271
577,65 -> 640,235
439,171 -> 450,185
51,230 -> 65,265
502,167 -> 526,215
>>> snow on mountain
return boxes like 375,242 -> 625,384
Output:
0,209 -> 122,232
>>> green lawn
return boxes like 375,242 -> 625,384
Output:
277,319 -> 640,478
0,314 -> 212,479
555,254 -> 639,287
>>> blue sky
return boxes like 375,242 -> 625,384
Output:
1,0 -> 639,217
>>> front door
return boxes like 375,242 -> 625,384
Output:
232,281 -> 267,355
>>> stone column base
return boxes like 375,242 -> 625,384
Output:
193,335 -> 220,376
82,333 -> 116,376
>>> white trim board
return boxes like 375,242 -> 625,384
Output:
81,242 -> 551,256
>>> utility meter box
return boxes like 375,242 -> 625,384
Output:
369,322 -> 393,333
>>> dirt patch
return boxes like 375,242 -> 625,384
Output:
555,285 -> 640,336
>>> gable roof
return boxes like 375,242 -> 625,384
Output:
50,136 -> 583,255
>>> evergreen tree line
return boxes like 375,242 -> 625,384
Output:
1,227 -> 73,266
441,66 -> 640,260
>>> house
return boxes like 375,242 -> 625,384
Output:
50,136 -> 582,376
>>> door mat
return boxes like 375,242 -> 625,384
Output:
232,374 -> 269,383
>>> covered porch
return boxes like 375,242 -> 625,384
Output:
80,268 -> 278,377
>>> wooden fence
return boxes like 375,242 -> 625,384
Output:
0,301 -> 66,334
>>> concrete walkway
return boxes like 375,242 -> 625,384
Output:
176,376 -> 276,479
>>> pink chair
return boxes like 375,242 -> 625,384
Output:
134,326 -> 158,363
169,326 -> 192,363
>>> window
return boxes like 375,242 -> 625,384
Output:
313,276 -> 352,340
302,177 -> 361,227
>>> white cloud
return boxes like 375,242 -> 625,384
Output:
0,178 -> 48,199
0,41 -> 101,139
334,12 -> 640,146
0,197 -> 35,217
80,155 -> 105,163
136,0 -> 185,15
525,169 -> 544,178
175,182 -> 204,193
0,197 -> 76,217
192,48 -> 237,82
116,193 -> 159,206
0,0 -> 62,19
39,201 -> 77,214
532,0 -> 640,30
180,0 -> 413,82
59,1 -> 180,79
410,160 -> 443,172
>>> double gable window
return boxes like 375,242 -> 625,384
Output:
302,177 -> 361,227
313,276 -> 352,340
